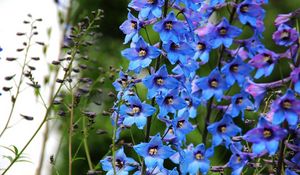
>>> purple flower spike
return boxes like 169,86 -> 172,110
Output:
243,117 -> 288,155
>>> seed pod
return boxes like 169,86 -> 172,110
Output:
20,114 -> 34,121
5,74 -> 16,81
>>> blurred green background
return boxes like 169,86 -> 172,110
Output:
51,0 -> 300,174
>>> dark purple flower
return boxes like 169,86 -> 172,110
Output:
244,78 -> 266,109
275,13 -> 293,26
272,24 -> 299,46
119,12 -> 141,44
243,117 -> 288,155
237,0 -> 265,27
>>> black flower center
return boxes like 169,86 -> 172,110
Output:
168,127 -> 174,134
280,30 -> 290,40
263,54 -> 273,64
131,21 -> 137,29
235,97 -> 243,105
218,125 -> 227,133
148,146 -> 158,155
171,42 -> 180,50
209,79 -> 219,88
219,27 -> 227,36
165,21 -> 173,30
177,120 -> 184,128
230,64 -> 239,73
240,5 -> 249,13
195,152 -> 203,160
132,106 -> 141,114
115,159 -> 124,169
197,42 -> 206,51
263,128 -> 272,138
147,0 -> 156,4
155,77 -> 164,86
166,97 -> 174,105
281,100 -> 292,109
139,49 -> 147,57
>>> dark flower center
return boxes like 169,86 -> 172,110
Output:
263,128 -> 272,138
236,154 -> 241,162
240,5 -> 249,13
219,27 -> 227,36
139,49 -> 147,57
131,21 -> 137,29
115,159 -> 124,169
165,21 -> 173,30
168,127 -> 174,134
209,79 -> 219,88
155,77 -> 164,86
281,100 -> 292,109
166,97 -> 174,105
218,125 -> 227,133
280,30 -> 290,40
195,152 -> 203,160
177,120 -> 184,128
185,98 -> 192,107
263,53 -> 273,64
148,146 -> 158,155
230,64 -> 239,73
235,97 -> 243,105
197,42 -> 206,51
147,0 -> 156,4
171,42 -> 180,50
132,106 -> 141,114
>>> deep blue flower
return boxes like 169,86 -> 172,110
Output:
120,96 -> 156,129
119,12 -> 141,44
162,41 -> 194,65
143,65 -> 179,99
272,24 -> 299,46
156,88 -> 187,116
221,56 -> 253,87
121,37 -> 161,73
100,147 -> 138,175
237,0 -> 265,27
129,0 -> 164,20
207,114 -> 242,147
178,85 -> 201,118
210,18 -> 242,48
192,37 -> 212,63
194,68 -> 227,102
113,71 -> 136,92
180,144 -> 214,175
270,89 -> 300,126
153,11 -> 188,43
249,49 -> 279,79
172,58 -> 200,78
285,169 -> 299,175
170,111 -> 195,144
226,92 -> 254,119
133,134 -> 176,169
243,117 -> 288,155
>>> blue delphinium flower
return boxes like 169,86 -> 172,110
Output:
129,0 -> 164,20
236,0 -> 265,27
170,111 -> 195,144
178,85 -> 201,118
143,65 -> 179,99
207,114 -> 242,147
249,49 -> 279,79
121,37 -> 161,73
172,58 -> 200,79
113,71 -> 136,92
194,68 -> 227,102
153,11 -> 188,43
228,142 -> 254,175
221,56 -> 253,87
192,37 -> 212,63
133,167 -> 179,175
163,41 -> 194,65
180,144 -> 214,175
226,92 -> 254,119
243,117 -> 288,155
120,96 -> 156,129
270,89 -> 300,126
210,17 -> 242,48
100,147 -> 138,175
156,88 -> 187,116
272,24 -> 299,46
134,134 -> 176,169
119,12 -> 141,44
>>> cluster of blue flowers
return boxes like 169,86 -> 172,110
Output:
101,0 -> 300,174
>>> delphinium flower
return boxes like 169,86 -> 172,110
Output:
120,95 -> 156,129
192,37 -> 212,63
249,49 -> 279,79
272,24 -> 299,46
156,88 -> 187,116
100,147 -> 138,175
243,117 -> 288,155
133,167 -> 179,175
207,114 -> 242,147
178,85 -> 201,118
162,41 -> 194,64
113,71 -> 137,92
172,58 -> 200,78
153,11 -> 188,44
274,13 -> 293,26
226,92 -> 254,119
193,68 -> 227,102
119,12 -> 141,44
221,56 -> 253,87
228,142 -> 254,175
180,143 -> 214,175
134,134 -> 176,169
244,78 -> 267,109
121,37 -> 161,73
143,64 -> 179,99
170,111 -> 195,144
236,0 -> 265,28
210,17 -> 242,48
128,0 -> 164,20
269,89 -> 300,126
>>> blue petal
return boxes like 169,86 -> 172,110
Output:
266,140 -> 279,155
252,142 -> 265,155
272,110 -> 285,125
285,111 -> 298,126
